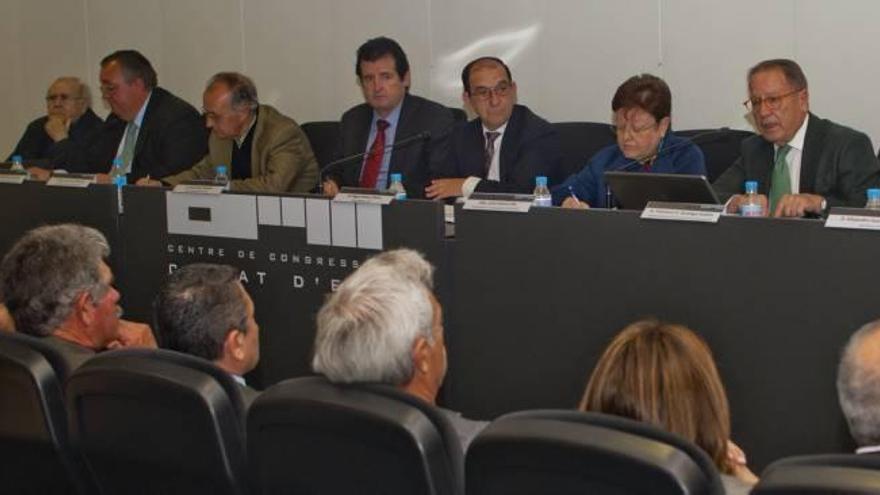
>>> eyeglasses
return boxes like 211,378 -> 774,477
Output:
609,121 -> 658,136
743,88 -> 802,111
45,94 -> 79,103
470,81 -> 512,101
99,84 -> 119,95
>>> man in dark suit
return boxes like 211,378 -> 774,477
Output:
714,58 -> 880,217
153,263 -> 261,405
322,37 -> 454,199
8,77 -> 103,174
86,49 -> 207,180
426,57 -> 562,199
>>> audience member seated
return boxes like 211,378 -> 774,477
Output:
715,58 -> 880,217
153,263 -> 260,404
552,74 -> 706,208
8,76 -> 103,178
0,224 -> 155,372
579,319 -> 756,494
322,37 -> 454,199
312,248 -> 487,451
426,56 -> 563,199
837,319 -> 880,454
138,72 -> 319,193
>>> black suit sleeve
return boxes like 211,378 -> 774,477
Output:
474,126 -> 563,194
712,156 -> 747,202
146,111 -> 208,180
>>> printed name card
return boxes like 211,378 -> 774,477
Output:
334,187 -> 395,205
46,173 -> 96,188
0,171 -> 27,184
641,202 -> 723,223
463,193 -> 534,213
173,181 -> 225,195
825,207 -> 880,231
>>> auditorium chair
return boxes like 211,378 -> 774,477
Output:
301,120 -> 341,169
247,375 -> 464,495
752,453 -> 880,494
674,128 -> 753,183
0,332 -> 94,494
552,121 -> 618,178
466,410 -> 724,495
65,348 -> 250,495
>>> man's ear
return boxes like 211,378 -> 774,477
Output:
411,336 -> 430,375
74,291 -> 94,326
223,328 -> 246,362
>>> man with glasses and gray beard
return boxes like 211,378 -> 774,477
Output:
426,56 -> 562,199
715,58 -> 880,217
312,249 -> 487,451
838,320 -> 880,454
0,224 -> 155,372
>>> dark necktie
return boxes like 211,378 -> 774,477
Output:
483,131 -> 500,177
360,119 -> 390,189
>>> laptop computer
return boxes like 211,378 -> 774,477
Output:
604,171 -> 720,210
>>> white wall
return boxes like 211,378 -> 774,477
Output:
3,0 -> 880,157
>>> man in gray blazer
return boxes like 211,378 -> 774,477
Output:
714,58 -> 880,217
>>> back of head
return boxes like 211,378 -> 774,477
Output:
312,249 -> 434,385
355,36 -> 410,80
100,49 -> 158,90
154,263 -> 248,362
0,224 -> 109,337
580,319 -> 732,472
612,74 -> 672,122
207,72 -> 259,112
838,320 -> 880,447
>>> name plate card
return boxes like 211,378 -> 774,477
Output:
825,207 -> 880,231
463,193 -> 534,213
641,202 -> 723,223
46,173 -> 96,188
0,171 -> 27,184
334,187 -> 395,205
173,181 -> 225,195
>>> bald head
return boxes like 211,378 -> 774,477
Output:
838,320 -> 880,447
46,77 -> 90,121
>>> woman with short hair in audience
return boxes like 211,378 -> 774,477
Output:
579,319 -> 757,494
552,74 -> 706,207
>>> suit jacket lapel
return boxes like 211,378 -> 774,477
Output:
799,113 -> 825,194
756,140 -> 774,195
249,106 -> 265,176
132,89 -> 162,171
497,105 -> 523,182
389,94 -> 414,175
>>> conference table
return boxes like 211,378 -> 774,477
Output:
1,181 -> 876,469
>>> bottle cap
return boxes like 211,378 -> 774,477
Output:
390,173 -> 402,182
744,180 -> 758,192
11,155 -> 22,162
216,165 -> 228,175
869,188 -> 880,200
535,176 -> 547,187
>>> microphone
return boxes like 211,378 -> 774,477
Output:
603,127 -> 730,207
320,130 -> 432,181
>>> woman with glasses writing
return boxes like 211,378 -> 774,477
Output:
552,74 -> 706,208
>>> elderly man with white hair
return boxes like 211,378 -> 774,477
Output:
312,248 -> 486,450
838,320 -> 880,453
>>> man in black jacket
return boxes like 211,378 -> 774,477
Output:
426,57 -> 562,199
8,77 -> 103,173
85,49 -> 207,180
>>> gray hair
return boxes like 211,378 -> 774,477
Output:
154,263 -> 249,361
838,320 -> 880,446
52,77 -> 92,108
0,224 -> 110,337
207,72 -> 259,112
312,249 -> 435,385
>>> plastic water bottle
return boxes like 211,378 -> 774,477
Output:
533,176 -> 552,207
866,189 -> 880,210
110,157 -> 127,213
389,173 -> 406,200
10,155 -> 24,172
740,180 -> 764,217
214,165 -> 230,191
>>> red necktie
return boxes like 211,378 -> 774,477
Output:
360,119 -> 390,188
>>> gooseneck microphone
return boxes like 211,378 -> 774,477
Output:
320,131 -> 432,182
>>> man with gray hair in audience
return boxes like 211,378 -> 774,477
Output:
0,224 -> 155,372
838,320 -> 880,453
312,248 -> 487,451
138,71 -> 319,193
153,263 -> 261,404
